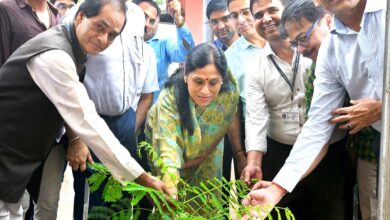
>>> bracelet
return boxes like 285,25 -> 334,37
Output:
271,182 -> 287,195
68,136 -> 80,143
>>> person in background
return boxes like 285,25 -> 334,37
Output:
206,0 -> 239,51
136,0 -> 195,102
280,0 -> 377,219
224,0 -> 266,183
145,43 -> 245,201
51,0 -> 76,17
205,0 -> 245,185
0,0 -> 168,219
243,0 -> 384,218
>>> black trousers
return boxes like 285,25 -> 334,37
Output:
262,137 -> 354,220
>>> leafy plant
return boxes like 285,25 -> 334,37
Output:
87,142 -> 295,220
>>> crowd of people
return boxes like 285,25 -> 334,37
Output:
0,0 -> 384,219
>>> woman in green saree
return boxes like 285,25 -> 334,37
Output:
145,43 -> 245,199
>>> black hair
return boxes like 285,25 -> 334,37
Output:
249,0 -> 293,13
164,43 -> 231,135
134,0 -> 161,17
206,0 -> 228,20
280,0 -> 326,39
160,13 -> 174,23
227,0 -> 235,7
76,0 -> 127,18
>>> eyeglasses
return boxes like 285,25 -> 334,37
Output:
209,14 -> 232,27
55,2 -> 75,10
289,19 -> 319,49
230,8 -> 252,20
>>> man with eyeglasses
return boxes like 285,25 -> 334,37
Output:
225,0 -> 266,117
136,0 -> 194,102
51,0 -> 75,17
244,0 -> 385,218
224,1 -> 266,180
205,0 -> 247,189
240,0 -> 349,218
206,0 -> 239,51
279,1 -> 377,219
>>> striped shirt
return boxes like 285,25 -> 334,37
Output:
274,0 -> 386,192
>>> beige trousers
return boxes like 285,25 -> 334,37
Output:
357,158 -> 377,220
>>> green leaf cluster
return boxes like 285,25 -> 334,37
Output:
87,142 -> 295,220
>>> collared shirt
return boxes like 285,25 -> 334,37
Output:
27,50 -> 144,182
83,2 -> 158,116
245,42 -> 311,152
305,63 -> 346,144
0,0 -> 58,65
225,36 -> 264,117
214,39 -> 227,51
131,43 -> 159,111
147,24 -> 195,90
274,0 -> 386,192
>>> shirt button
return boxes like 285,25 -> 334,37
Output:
299,123 -> 303,127
297,88 -> 300,91
298,104 -> 301,108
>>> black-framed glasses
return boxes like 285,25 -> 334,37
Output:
230,8 -> 252,20
289,19 -> 319,49
209,14 -> 232,26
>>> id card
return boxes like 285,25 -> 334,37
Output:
281,109 -> 299,122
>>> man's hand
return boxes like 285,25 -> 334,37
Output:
330,98 -> 381,134
66,138 -> 93,172
240,151 -> 263,186
135,172 -> 170,194
168,0 -> 181,17
168,0 -> 184,27
240,162 -> 262,186
241,181 -> 285,219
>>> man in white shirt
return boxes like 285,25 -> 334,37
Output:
206,0 -> 239,51
63,2 -> 159,219
0,0 -> 167,219
243,0 -> 384,218
241,0 -> 345,218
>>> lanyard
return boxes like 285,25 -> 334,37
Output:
269,54 -> 300,100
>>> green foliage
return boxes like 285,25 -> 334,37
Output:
87,142 -> 295,220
